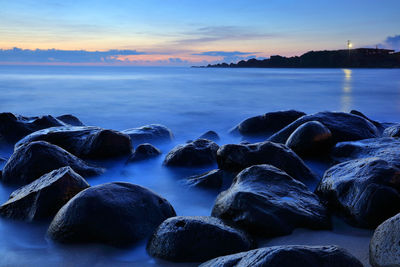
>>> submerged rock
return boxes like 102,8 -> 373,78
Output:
1,141 -> 103,185
0,167 -> 89,221
383,124 -> 400,137
212,165 -> 330,237
56,114 -> 85,126
127,143 -> 161,162
286,121 -> 332,156
122,124 -> 173,145
316,158 -> 400,228
0,112 -> 67,143
232,110 -> 306,136
147,216 -> 253,262
47,182 -> 176,246
186,169 -> 226,189
331,137 -> 400,168
15,126 -> 132,159
164,139 -> 219,167
200,245 -> 363,267
199,130 -> 220,141
269,111 -> 380,144
369,213 -> 400,267
216,141 -> 317,183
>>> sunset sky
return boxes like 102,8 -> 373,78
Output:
1,0 -> 399,66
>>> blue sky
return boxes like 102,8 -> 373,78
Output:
0,0 -> 399,65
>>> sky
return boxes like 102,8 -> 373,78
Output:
0,0 -> 399,66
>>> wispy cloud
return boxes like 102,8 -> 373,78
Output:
192,50 -> 264,63
383,34 -> 400,50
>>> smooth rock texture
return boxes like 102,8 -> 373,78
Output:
56,114 -> 85,126
369,213 -> 400,267
127,143 -> 161,162
200,245 -> 363,267
269,111 -> 380,144
383,124 -> 400,137
47,182 -> 176,246
15,126 -> 132,159
147,216 -> 253,262
286,121 -> 333,156
0,112 -> 67,143
0,167 -> 89,221
164,139 -> 219,167
331,137 -> 400,168
122,124 -> 173,145
350,110 -> 384,132
216,141 -> 317,182
199,130 -> 220,141
186,169 -> 226,189
316,158 -> 400,228
212,165 -> 330,237
232,110 -> 306,136
1,141 -> 103,185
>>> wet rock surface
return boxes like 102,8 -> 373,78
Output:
186,169 -> 226,189
199,130 -> 220,141
0,166 -> 89,221
56,114 -> 85,126
316,158 -> 400,228
147,216 -> 253,262
122,124 -> 173,145
1,141 -> 103,185
200,245 -> 363,267
216,141 -> 318,182
212,164 -> 330,237
47,182 -> 176,246
164,139 -> 219,167
383,124 -> 400,137
127,143 -> 161,162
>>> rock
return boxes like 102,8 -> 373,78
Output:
127,143 -> 161,162
1,141 -> 103,185
331,137 -> 400,168
232,110 -> 306,136
216,141 -> 317,183
350,110 -> 384,132
369,213 -> 400,267
269,111 -> 380,144
56,114 -> 85,126
147,216 -> 253,262
0,167 -> 89,221
15,126 -> 132,159
186,169 -> 225,189
0,112 -> 67,143
199,130 -> 220,141
164,139 -> 219,167
286,121 -> 332,156
47,182 -> 176,246
383,124 -> 400,137
316,158 -> 400,228
200,245 -> 363,267
212,165 -> 330,237
122,124 -> 173,145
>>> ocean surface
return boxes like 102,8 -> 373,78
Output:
0,66 -> 399,266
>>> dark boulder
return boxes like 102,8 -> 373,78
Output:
316,158 -> 400,228
199,130 -> 220,141
212,165 -> 330,237
331,137 -> 400,168
47,182 -> 176,246
1,141 -> 103,185
0,167 -> 89,221
122,124 -> 173,145
383,124 -> 400,137
286,121 -> 333,156
350,110 -> 384,132
200,245 -> 363,267
127,143 -> 161,162
369,213 -> 400,267
164,139 -> 219,167
15,126 -> 132,159
147,216 -> 253,262
232,110 -> 306,136
186,169 -> 225,189
216,141 -> 317,183
0,112 -> 67,143
56,114 -> 85,126
269,111 -> 380,144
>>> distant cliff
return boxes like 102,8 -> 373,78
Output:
202,48 -> 400,68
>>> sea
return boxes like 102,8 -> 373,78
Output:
0,65 -> 399,266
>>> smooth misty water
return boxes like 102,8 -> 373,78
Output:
0,66 -> 399,266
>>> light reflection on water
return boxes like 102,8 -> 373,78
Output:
0,66 -> 399,266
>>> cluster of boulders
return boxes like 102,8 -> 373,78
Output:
0,109 -> 399,266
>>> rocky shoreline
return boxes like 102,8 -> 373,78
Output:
0,110 -> 399,266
